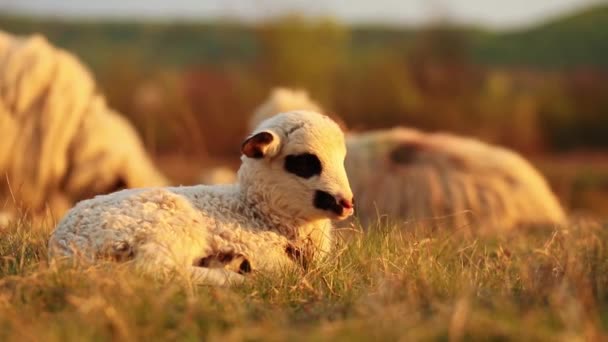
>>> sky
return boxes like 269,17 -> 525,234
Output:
0,0 -> 603,28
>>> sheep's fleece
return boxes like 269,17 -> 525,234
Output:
199,166 -> 237,185
49,111 -> 354,286
250,87 -> 566,231
249,88 -> 323,132
0,31 -> 167,224
346,128 -> 565,230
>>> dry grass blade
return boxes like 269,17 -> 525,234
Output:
0,215 -> 607,340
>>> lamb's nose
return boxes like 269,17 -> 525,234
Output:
339,198 -> 354,210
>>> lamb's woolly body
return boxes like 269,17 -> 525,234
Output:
49,111 -> 351,286
250,87 -> 566,230
50,185 -> 330,283
0,31 -> 167,223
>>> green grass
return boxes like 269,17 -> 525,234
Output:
2,4 -> 607,70
1,217 -> 608,341
471,4 -> 608,68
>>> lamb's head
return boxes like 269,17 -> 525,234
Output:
238,111 -> 354,221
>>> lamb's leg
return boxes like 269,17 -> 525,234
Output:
188,266 -> 245,286
195,252 -> 252,274
133,247 -> 245,286
118,231 -> 247,287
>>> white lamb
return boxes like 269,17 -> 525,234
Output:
48,111 -> 354,286
249,87 -> 566,231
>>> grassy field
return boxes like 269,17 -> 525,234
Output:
2,4 -> 607,70
1,215 -> 607,341
536,155 -> 608,220
1,4 -> 607,339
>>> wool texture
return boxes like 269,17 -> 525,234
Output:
0,31 -> 167,224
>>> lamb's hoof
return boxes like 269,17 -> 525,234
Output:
238,259 -> 251,274
194,252 -> 253,275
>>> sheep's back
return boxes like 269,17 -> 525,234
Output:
0,31 -> 99,216
345,128 -> 566,231
0,31 -> 167,222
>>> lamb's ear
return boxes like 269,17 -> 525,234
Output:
241,130 -> 281,159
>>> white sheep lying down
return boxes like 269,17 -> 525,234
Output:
49,111 -> 355,286
0,30 -> 167,224
248,88 -> 566,230
345,128 -> 566,229
199,166 -> 238,185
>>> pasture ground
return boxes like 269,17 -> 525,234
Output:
1,217 -> 607,340
1,155 -> 607,341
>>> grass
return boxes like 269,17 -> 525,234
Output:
537,155 -> 608,219
3,4 -> 608,70
1,217 -> 608,341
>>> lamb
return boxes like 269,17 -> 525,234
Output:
249,87 -> 566,231
0,30 -> 167,225
48,111 -> 354,286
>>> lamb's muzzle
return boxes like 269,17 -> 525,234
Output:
339,198 -> 354,210
314,190 -> 354,219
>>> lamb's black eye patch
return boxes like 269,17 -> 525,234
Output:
284,153 -> 322,178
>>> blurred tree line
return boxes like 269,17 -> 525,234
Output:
1,6 -> 607,158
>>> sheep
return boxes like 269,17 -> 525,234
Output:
249,87 -> 566,231
345,128 -> 566,230
48,111 -> 355,286
199,166 -> 238,185
249,88 -> 323,132
0,31 -> 167,225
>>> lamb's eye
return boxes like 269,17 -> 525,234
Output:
284,153 -> 322,178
